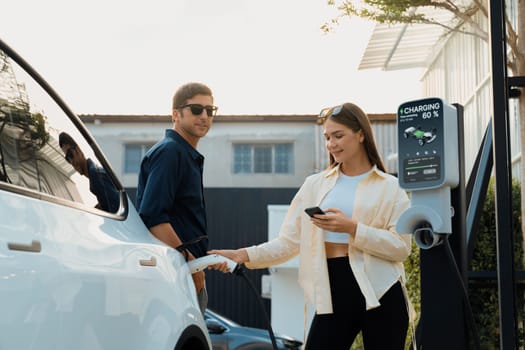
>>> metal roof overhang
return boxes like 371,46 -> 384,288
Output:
359,9 -> 456,71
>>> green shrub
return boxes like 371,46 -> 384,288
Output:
400,178 -> 523,350
469,178 -> 524,349
403,241 -> 421,349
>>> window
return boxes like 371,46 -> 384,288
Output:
233,143 -> 293,174
124,144 -> 153,173
0,48 -> 120,213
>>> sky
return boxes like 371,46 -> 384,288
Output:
2,0 -> 422,116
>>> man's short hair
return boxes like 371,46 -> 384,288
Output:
58,132 -> 78,148
172,82 -> 213,110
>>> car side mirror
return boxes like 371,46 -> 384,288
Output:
206,319 -> 227,334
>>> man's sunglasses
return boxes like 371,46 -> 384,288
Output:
65,146 -> 76,164
178,103 -> 218,117
317,105 -> 343,125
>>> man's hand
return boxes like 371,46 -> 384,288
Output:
147,223 -> 205,292
191,270 -> 205,292
187,251 -> 205,292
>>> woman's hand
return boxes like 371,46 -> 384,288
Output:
206,248 -> 249,273
310,208 -> 357,237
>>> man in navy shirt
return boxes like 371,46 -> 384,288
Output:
59,132 -> 120,213
136,82 -> 218,312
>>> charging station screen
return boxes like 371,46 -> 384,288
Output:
398,98 -> 445,189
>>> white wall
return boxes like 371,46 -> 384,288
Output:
421,10 -> 521,179
86,121 -> 165,188
266,205 -> 314,342
85,119 -> 317,189
201,122 -> 317,188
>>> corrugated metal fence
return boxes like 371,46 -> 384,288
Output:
204,187 -> 298,329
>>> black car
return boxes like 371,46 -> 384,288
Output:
204,309 -> 302,350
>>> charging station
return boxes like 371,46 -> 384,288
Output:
396,97 -> 473,350
397,97 -> 459,248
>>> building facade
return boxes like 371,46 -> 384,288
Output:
80,113 -> 399,192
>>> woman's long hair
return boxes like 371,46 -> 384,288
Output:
324,102 -> 386,172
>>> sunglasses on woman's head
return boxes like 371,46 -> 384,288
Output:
317,105 -> 343,124
178,103 -> 218,117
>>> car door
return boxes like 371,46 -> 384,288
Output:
0,40 -> 209,350
49,198 -> 193,350
0,192 -> 64,349
0,46 -> 70,349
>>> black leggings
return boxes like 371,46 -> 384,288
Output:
305,257 -> 408,350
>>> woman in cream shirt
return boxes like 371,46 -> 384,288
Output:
210,102 -> 412,350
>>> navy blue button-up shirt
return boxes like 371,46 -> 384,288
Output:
87,158 -> 120,213
136,129 -> 208,258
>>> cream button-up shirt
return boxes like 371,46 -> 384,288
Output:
245,165 -> 411,314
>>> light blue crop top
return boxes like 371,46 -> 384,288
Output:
320,169 -> 371,244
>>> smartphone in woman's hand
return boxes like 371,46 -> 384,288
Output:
304,206 -> 325,217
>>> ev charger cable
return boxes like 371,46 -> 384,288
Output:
188,255 -> 279,350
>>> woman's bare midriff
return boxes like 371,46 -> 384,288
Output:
325,242 -> 349,258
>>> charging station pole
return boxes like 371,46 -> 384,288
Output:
417,104 -> 469,350
397,98 -> 469,349
488,0 -> 519,347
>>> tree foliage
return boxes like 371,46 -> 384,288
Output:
0,104 -> 50,150
323,0 -> 523,77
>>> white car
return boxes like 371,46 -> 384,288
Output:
0,39 -> 211,350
